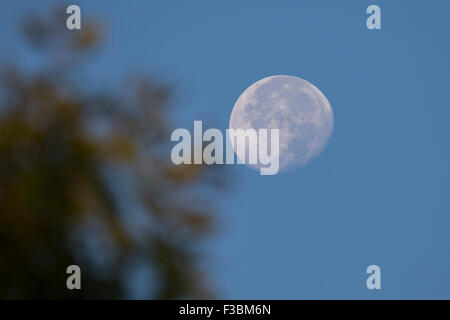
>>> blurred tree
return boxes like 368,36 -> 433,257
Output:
0,7 -> 225,299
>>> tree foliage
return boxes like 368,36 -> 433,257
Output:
0,8 -> 225,299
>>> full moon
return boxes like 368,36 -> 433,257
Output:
229,75 -> 334,173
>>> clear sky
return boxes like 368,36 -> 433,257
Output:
1,0 -> 449,299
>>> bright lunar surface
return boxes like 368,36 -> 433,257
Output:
229,75 -> 334,172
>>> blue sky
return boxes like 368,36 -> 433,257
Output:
1,0 -> 449,299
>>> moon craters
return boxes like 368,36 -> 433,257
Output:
229,75 -> 333,172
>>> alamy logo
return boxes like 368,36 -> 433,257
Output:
170,121 -> 280,175
366,5 -> 381,30
66,265 -> 81,290
66,5 -> 81,30
366,265 -> 381,290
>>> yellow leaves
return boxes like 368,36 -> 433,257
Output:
99,133 -> 136,161
164,164 -> 203,183
181,211 -> 213,235
21,6 -> 104,52
0,5 -> 229,299
73,21 -> 104,50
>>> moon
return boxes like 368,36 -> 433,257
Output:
229,75 -> 334,173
